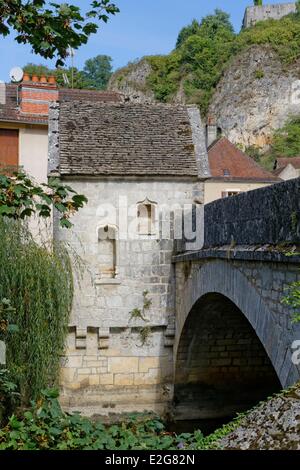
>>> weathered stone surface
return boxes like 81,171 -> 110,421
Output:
243,3 -> 296,29
108,59 -> 155,104
219,384 -> 300,450
204,178 -> 300,247
209,45 -> 300,151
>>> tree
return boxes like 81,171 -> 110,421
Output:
254,0 -> 263,5
176,9 -> 234,49
200,9 -> 234,38
83,54 -> 112,90
176,19 -> 201,49
0,172 -> 88,228
0,1 -> 119,66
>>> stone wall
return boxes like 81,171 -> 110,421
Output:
57,177 -> 204,415
204,177 -> 300,248
243,3 -> 296,29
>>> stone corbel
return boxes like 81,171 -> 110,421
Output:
164,323 -> 175,348
75,327 -> 87,350
98,328 -> 110,350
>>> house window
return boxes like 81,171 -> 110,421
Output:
221,190 -> 241,198
98,225 -> 118,279
223,169 -> 230,177
137,198 -> 157,235
0,129 -> 19,172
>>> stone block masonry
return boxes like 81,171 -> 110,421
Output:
243,3 -> 296,29
57,178 -> 204,416
204,177 -> 300,247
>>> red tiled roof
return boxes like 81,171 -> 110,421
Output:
276,157 -> 300,170
0,84 -> 122,126
208,137 -> 279,182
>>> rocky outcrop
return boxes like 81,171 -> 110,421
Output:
109,45 -> 300,151
108,58 -> 155,104
209,45 -> 300,150
219,384 -> 300,450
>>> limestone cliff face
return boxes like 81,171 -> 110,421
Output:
209,45 -> 300,150
108,58 -> 155,104
109,46 -> 300,151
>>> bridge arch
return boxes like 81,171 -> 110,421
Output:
174,259 -> 299,421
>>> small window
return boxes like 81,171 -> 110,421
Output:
223,169 -> 230,177
221,190 -> 240,198
98,225 -> 118,279
137,198 -> 157,236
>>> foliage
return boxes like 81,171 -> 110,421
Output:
271,116 -> 300,159
1,383 -> 296,450
253,116 -> 300,170
146,10 -> 300,115
0,388 -> 207,450
0,219 -> 73,403
24,55 -> 113,90
0,298 -> 18,340
254,69 -> 264,79
130,291 -> 153,345
24,63 -> 89,89
83,55 -> 113,90
176,19 -> 201,49
148,9 -> 236,114
244,145 -> 262,163
282,281 -> 300,323
0,369 -> 20,427
0,172 -> 87,229
0,1 -> 119,66
254,0 -> 263,5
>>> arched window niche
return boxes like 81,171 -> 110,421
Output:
137,198 -> 157,237
96,224 -> 120,285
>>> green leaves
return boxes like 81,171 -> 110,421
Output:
0,1 -> 119,66
282,281 -> 300,323
0,171 -> 88,228
0,389 -> 205,450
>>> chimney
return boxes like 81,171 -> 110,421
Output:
20,75 -> 58,116
206,116 -> 217,147
0,82 -> 5,105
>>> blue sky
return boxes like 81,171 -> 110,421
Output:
0,0 -> 284,80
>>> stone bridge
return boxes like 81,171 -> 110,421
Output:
172,178 -> 300,421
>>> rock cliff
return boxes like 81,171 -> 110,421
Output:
108,58 -> 155,104
109,45 -> 300,151
208,45 -> 300,150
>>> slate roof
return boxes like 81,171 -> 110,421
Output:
208,137 -> 279,182
0,84 -> 121,125
58,101 -> 208,178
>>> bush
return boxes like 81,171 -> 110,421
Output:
0,369 -> 20,427
0,389 -> 203,450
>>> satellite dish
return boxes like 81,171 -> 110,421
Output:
10,67 -> 24,83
